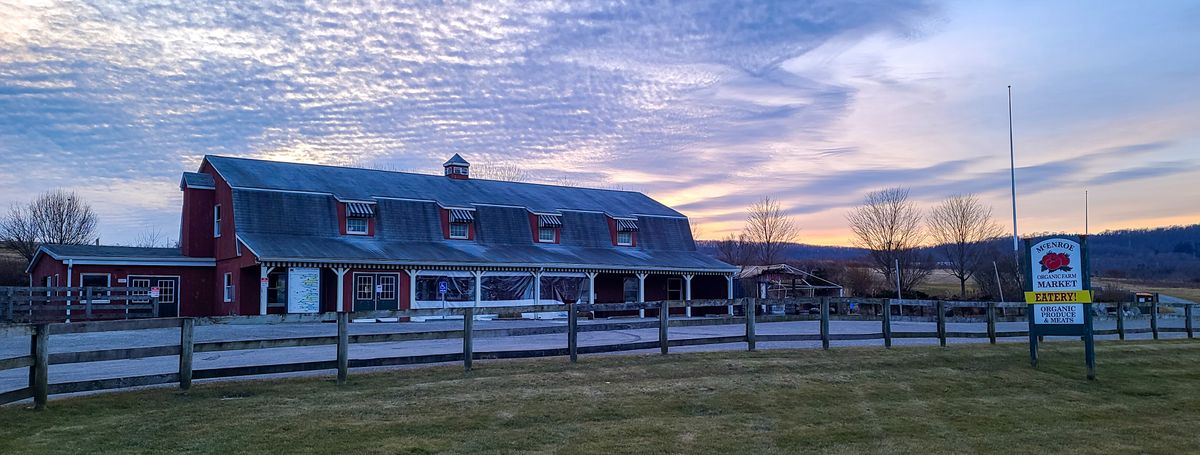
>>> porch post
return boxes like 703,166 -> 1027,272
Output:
406,269 -> 421,309
683,274 -> 693,317
472,270 -> 483,311
636,273 -> 648,318
586,272 -> 598,305
259,264 -> 275,315
532,271 -> 542,305
333,267 -> 349,312
726,274 -> 735,315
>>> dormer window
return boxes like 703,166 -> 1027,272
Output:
342,201 -> 376,236
447,208 -> 474,240
617,231 -> 633,246
535,214 -> 562,243
614,217 -> 638,246
450,223 -> 470,239
347,218 -> 368,235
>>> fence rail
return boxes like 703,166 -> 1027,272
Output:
0,286 -> 161,323
0,297 -> 1195,409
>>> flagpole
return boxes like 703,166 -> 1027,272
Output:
1085,190 -> 1089,235
1008,85 -> 1018,253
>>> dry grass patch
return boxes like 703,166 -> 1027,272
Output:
2,341 -> 1199,454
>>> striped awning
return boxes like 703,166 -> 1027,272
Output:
345,202 -> 376,218
615,218 -> 639,232
449,209 -> 475,223
537,214 -> 562,228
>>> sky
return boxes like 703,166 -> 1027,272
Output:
1,0 -> 1198,246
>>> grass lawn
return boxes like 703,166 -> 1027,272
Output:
3,341 -> 1200,454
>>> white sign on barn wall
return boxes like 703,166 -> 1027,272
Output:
287,267 -> 321,313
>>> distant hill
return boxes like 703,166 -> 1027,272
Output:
695,241 -> 867,262
698,224 -> 1200,285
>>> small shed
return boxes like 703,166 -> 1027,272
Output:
736,264 -> 844,299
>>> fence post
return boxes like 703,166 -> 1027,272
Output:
179,318 -> 194,390
936,301 -> 946,347
4,287 -> 12,322
1186,304 -> 1194,340
337,312 -> 349,384
882,299 -> 892,348
463,307 -> 474,372
820,297 -> 830,350
31,323 -> 48,410
1150,301 -> 1159,340
85,287 -> 94,320
987,301 -> 997,344
568,302 -> 578,363
745,299 -> 756,351
659,300 -> 669,355
1116,302 -> 1126,340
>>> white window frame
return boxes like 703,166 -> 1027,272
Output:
223,272 -> 234,302
346,217 -> 369,235
213,204 -> 222,238
538,227 -> 556,243
449,222 -> 469,239
79,273 -> 111,303
616,231 -> 633,246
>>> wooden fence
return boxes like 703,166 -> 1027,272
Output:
0,297 -> 1194,409
0,287 -> 161,323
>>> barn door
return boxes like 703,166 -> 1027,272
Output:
352,273 -> 400,311
155,277 -> 180,317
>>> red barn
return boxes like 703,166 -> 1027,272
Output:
26,154 -> 737,318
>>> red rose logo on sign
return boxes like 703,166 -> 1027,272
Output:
1039,252 -> 1072,273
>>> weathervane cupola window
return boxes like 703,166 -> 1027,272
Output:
443,153 -> 470,180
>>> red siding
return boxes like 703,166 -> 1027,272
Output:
179,186 -> 214,258
26,256 -> 214,318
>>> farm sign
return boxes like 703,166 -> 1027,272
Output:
1024,238 -> 1091,304
1023,235 -> 1096,380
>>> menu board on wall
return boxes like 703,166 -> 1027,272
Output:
287,267 -> 321,313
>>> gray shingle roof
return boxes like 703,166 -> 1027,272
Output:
205,155 -> 682,218
180,172 -> 215,189
443,153 -> 469,167
211,155 -> 733,272
41,244 -> 186,259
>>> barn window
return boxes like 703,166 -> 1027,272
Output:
536,214 -> 561,243
448,208 -> 473,239
346,217 -> 368,235
449,223 -> 469,239
80,273 -> 111,303
223,273 -> 234,302
213,204 -> 222,238
617,231 -> 633,246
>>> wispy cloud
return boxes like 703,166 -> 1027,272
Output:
0,0 -> 1197,245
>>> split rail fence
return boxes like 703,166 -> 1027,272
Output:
0,287 -> 162,323
0,297 -> 1195,410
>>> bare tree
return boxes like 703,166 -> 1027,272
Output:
715,232 -> 754,266
0,203 -> 40,261
846,187 -> 929,294
928,194 -> 1004,297
132,227 -> 173,248
1,189 -> 98,261
745,196 -> 800,265
689,221 -> 704,243
474,165 -> 529,182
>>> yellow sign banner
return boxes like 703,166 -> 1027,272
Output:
1025,290 -> 1093,303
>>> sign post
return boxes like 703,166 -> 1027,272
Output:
1024,235 -> 1095,380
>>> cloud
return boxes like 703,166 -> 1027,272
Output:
1,0 -> 1197,246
